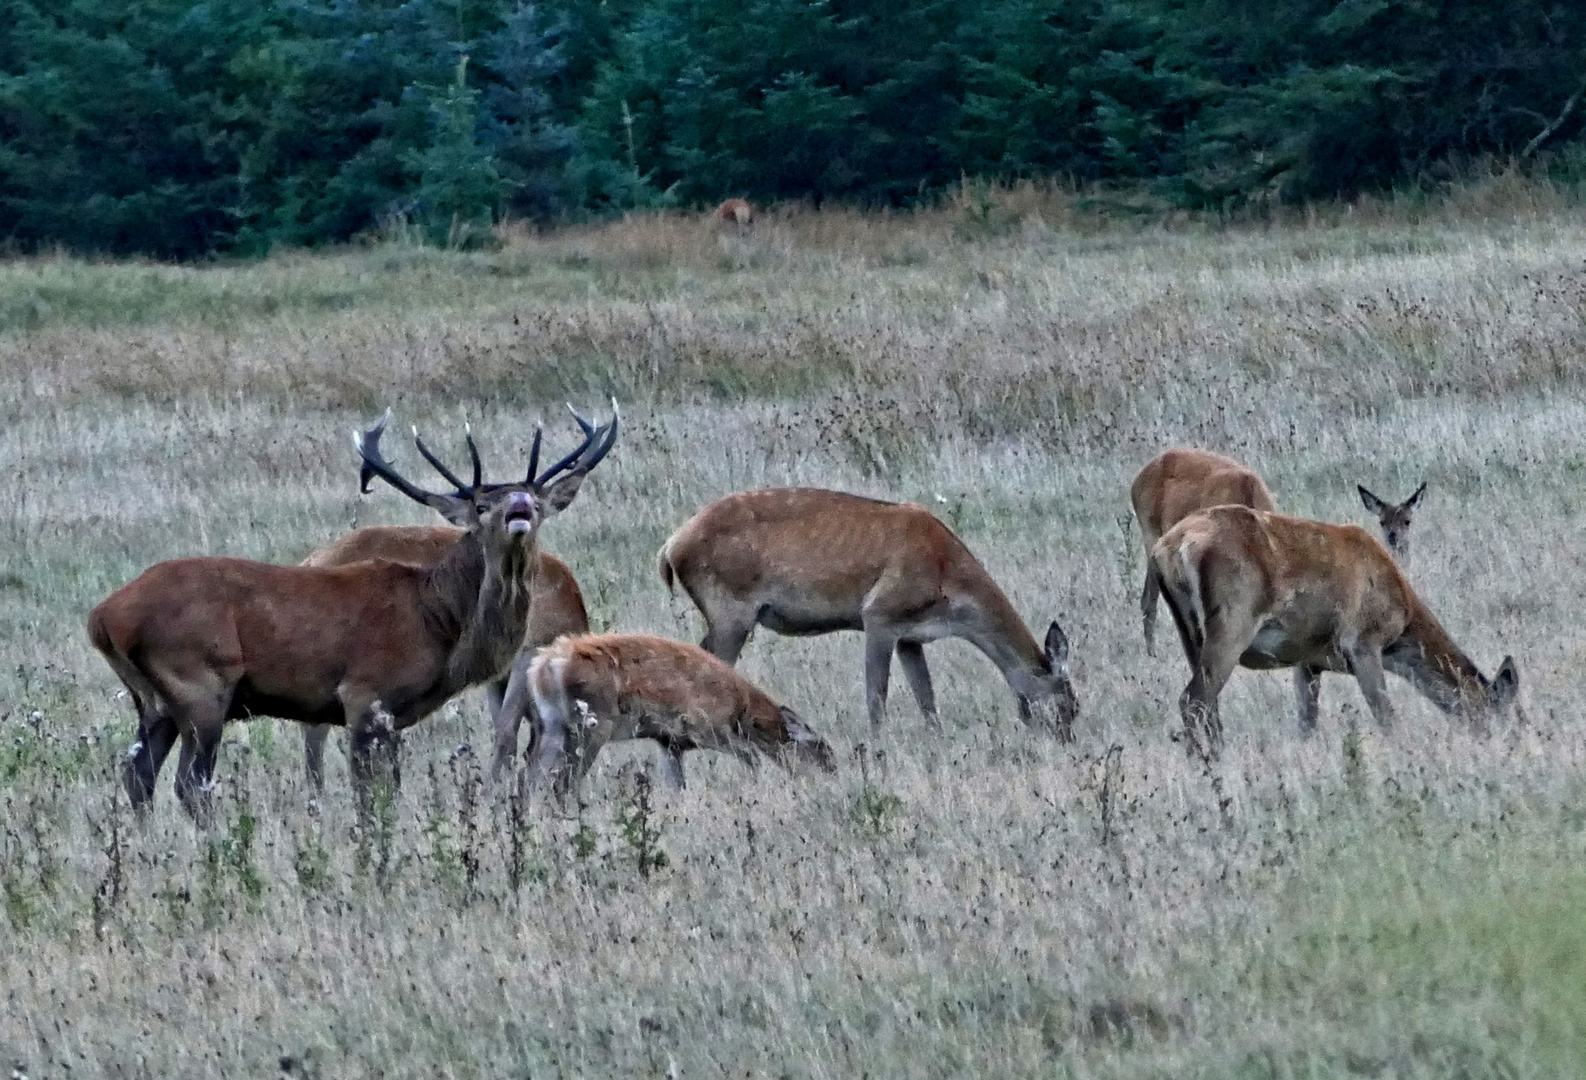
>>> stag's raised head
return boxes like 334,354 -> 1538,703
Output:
354,402 -> 619,552
1013,622 -> 1079,737
1358,481 -> 1426,561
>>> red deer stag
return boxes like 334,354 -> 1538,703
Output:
1131,448 -> 1277,656
1358,481 -> 1426,563
301,526 -> 589,788
714,198 -> 754,227
87,407 -> 617,821
520,633 -> 835,796
1151,505 -> 1518,761
658,489 -> 1078,744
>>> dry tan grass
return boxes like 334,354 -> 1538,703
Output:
2,194 -> 1585,1077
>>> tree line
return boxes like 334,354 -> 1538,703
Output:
3,0 -> 1584,258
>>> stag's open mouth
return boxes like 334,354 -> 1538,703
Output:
505,506 -> 534,533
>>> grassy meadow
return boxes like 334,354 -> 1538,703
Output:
3,182 -> 1586,1077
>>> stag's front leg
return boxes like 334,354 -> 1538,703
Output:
345,701 -> 400,816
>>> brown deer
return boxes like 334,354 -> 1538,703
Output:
1358,481 -> 1426,562
1131,448 -> 1277,656
300,525 -> 589,788
1151,504 -> 1518,761
658,488 -> 1078,743
520,633 -> 835,796
714,198 -> 754,227
87,407 -> 617,821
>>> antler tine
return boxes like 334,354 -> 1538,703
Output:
411,426 -> 470,492
464,423 -> 483,490
523,425 -> 543,485
532,407 -> 601,488
575,398 -> 620,474
353,409 -> 448,505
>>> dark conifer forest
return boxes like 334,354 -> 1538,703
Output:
3,0 -> 1583,257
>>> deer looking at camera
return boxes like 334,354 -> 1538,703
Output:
87,407 -> 617,821
1151,504 -> 1518,762
1131,448 -> 1278,656
300,526 -> 589,788
517,633 -> 836,798
1358,481 -> 1426,563
658,488 -> 1078,757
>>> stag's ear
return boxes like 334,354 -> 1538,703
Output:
431,495 -> 478,527
1404,481 -> 1428,512
1492,656 -> 1519,707
1044,621 -> 1070,670
539,472 -> 587,516
1358,485 -> 1388,514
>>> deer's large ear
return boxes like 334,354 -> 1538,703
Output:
432,496 -> 478,527
1404,481 -> 1428,512
1492,656 -> 1519,707
1358,485 -> 1388,514
1044,621 -> 1070,670
539,472 -> 587,516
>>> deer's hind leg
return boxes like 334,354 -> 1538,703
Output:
1178,607 -> 1258,764
302,724 -> 332,792
895,641 -> 938,725
699,600 -> 758,666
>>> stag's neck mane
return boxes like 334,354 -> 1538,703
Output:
422,528 -> 536,691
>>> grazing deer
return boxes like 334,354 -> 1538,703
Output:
658,488 -> 1078,740
520,633 -> 835,796
1151,504 -> 1518,761
714,198 -> 754,227
87,407 -> 617,821
1358,481 -> 1426,562
1131,448 -> 1277,656
300,525 -> 589,788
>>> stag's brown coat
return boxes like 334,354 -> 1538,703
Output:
522,633 -> 834,795
300,524 -> 589,786
658,488 -> 1077,736
88,407 -> 616,821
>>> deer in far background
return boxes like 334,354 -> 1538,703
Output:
714,198 -> 754,227
1358,481 -> 1427,563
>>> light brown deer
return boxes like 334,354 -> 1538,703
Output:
714,198 -> 754,226
1151,504 -> 1518,761
300,525 -> 589,788
1131,448 -> 1277,656
520,633 -> 835,796
658,488 -> 1078,743
1358,481 -> 1426,562
87,407 -> 617,821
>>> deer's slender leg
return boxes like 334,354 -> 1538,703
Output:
1140,565 -> 1162,656
174,725 -> 224,826
896,641 -> 938,724
489,671 -> 523,786
124,712 -> 179,810
658,745 -> 687,790
862,627 -> 899,728
302,723 -> 330,791
1294,665 -> 1324,735
1342,638 -> 1396,732
1178,608 -> 1257,762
